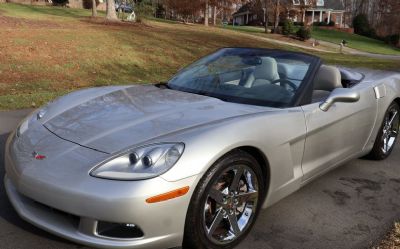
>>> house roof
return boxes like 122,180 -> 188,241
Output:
232,2 -> 253,16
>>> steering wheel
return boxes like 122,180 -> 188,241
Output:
270,78 -> 298,92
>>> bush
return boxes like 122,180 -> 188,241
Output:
296,27 -> 311,41
52,0 -> 68,6
385,34 -> 400,46
313,21 -> 334,27
282,20 -> 295,36
353,14 -> 370,35
82,0 -> 99,9
135,2 -> 155,18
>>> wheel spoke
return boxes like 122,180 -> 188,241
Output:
386,137 -> 390,150
388,111 -> 398,127
209,188 -> 225,205
382,137 -> 388,153
207,209 -> 224,236
228,213 -> 240,235
236,190 -> 258,203
229,167 -> 244,192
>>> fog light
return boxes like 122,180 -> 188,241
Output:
97,221 -> 144,238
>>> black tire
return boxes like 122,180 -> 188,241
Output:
366,102 -> 400,160
183,150 -> 265,249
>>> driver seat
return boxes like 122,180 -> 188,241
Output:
244,57 -> 280,88
312,65 -> 343,103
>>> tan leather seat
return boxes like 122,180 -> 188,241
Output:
312,65 -> 342,102
314,65 -> 342,91
244,57 -> 280,88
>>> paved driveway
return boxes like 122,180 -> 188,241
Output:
1,110 -> 399,249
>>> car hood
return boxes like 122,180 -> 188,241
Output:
43,85 -> 268,154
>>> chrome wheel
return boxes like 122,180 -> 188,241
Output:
381,106 -> 399,154
203,165 -> 259,244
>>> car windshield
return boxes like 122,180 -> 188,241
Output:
168,48 -> 318,107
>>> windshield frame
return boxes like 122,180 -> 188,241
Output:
167,47 -> 321,108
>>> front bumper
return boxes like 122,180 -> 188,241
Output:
4,130 -> 198,249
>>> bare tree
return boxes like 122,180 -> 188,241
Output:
273,0 -> 280,32
209,0 -> 239,26
164,0 -> 202,23
92,0 -> 97,17
204,0 -> 209,26
106,0 -> 118,21
264,0 -> 269,33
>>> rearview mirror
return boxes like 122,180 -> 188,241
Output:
319,88 -> 360,112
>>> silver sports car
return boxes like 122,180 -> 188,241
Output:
4,48 -> 400,249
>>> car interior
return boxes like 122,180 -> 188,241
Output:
171,54 -> 365,107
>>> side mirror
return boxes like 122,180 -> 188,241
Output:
319,88 -> 360,112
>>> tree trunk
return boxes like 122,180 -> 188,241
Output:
106,0 -> 118,21
92,0 -> 97,17
264,0 -> 268,33
274,0 -> 280,32
213,6 -> 217,25
204,0 -> 209,26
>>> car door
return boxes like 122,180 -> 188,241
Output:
300,87 -> 377,181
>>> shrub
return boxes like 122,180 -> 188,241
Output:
135,2 -> 155,18
385,34 -> 400,46
328,21 -> 335,26
282,20 -> 295,36
82,0 -> 99,9
294,22 -> 304,26
353,14 -> 370,35
52,0 -> 68,6
296,27 -> 311,41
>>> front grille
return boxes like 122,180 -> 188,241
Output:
32,200 -> 80,229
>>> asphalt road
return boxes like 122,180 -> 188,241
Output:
1,110 -> 400,249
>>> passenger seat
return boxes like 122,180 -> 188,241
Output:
312,65 -> 342,103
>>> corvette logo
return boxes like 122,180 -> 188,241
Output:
32,152 -> 46,160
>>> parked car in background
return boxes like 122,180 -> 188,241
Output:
115,2 -> 134,13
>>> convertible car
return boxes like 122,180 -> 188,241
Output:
4,48 -> 400,249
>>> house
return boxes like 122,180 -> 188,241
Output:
287,0 -> 346,27
232,2 -> 261,26
233,0 -> 346,28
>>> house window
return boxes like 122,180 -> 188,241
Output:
316,0 -> 324,6
293,0 -> 300,5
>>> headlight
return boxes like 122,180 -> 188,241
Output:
90,143 -> 185,180
16,103 -> 50,137
16,117 -> 29,137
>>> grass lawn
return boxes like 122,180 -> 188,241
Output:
220,24 -> 266,33
312,27 -> 400,55
0,3 -> 399,110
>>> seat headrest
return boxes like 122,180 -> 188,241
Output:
253,57 -> 279,82
313,65 -> 342,91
